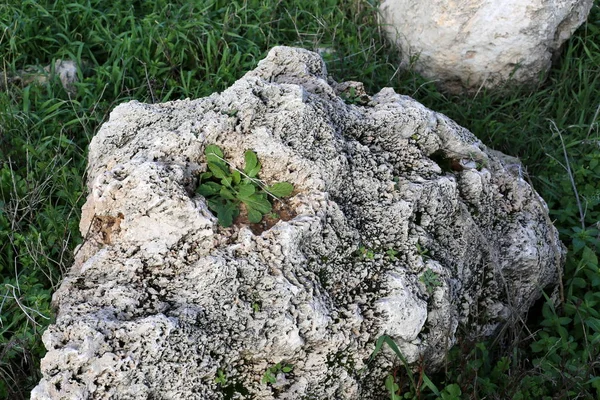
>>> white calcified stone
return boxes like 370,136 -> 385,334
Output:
32,46 -> 563,399
380,0 -> 593,93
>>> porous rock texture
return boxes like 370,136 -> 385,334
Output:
32,46 -> 563,399
379,0 -> 593,94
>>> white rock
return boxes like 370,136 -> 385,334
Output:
32,46 -> 563,399
380,0 -> 593,93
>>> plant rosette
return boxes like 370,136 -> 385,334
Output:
196,145 -> 294,227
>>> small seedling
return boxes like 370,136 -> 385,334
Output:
385,374 -> 400,400
224,109 -> 239,117
262,362 -> 293,385
266,211 -> 279,219
196,145 -> 294,227
341,86 -> 363,105
386,249 -> 398,261
415,243 -> 430,260
215,369 -> 227,386
420,268 -> 442,295
359,245 -> 375,260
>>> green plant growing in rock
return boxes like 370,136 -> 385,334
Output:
415,243 -> 430,260
196,145 -> 294,227
214,369 -> 227,386
420,268 -> 442,295
340,86 -> 363,105
386,249 -> 398,261
358,245 -> 375,260
262,362 -> 293,385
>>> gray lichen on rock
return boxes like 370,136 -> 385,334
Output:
32,46 -> 564,399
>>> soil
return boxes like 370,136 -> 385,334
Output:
235,198 -> 297,235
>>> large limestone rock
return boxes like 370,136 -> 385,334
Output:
380,0 -> 593,93
32,47 -> 563,399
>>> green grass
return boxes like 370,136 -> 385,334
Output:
0,0 -> 598,398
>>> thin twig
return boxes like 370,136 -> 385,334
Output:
0,287 -> 9,328
523,167 -> 565,306
5,284 -> 50,327
550,120 -> 585,231
586,102 -> 600,139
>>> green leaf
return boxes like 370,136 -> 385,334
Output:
585,318 -> 600,332
208,160 -> 229,179
232,170 -> 241,185
207,199 -> 239,227
558,317 -> 572,325
221,176 -> 233,188
236,183 -> 255,199
569,277 -> 587,289
247,163 -> 261,178
247,207 -> 263,223
582,246 -> 598,267
197,182 -> 221,196
542,303 -> 555,320
244,150 -> 258,175
588,376 -> 600,393
267,182 -> 294,198
281,365 -> 293,373
220,187 -> 236,200
199,171 -> 213,181
215,369 -> 227,385
262,368 -> 277,385
205,144 -> 224,158
242,193 -> 271,214
367,335 -> 416,389
385,375 -> 400,400
386,249 -> 398,260
441,383 -> 462,398
205,145 -> 229,175
421,371 -> 441,396
243,150 -> 262,178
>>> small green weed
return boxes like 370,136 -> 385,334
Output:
386,249 -> 398,261
262,362 -> 293,385
358,245 -> 375,260
384,374 -> 400,400
420,269 -> 442,295
366,335 -> 445,399
415,243 -> 430,260
215,369 -> 227,386
196,145 -> 294,227
340,87 -> 364,105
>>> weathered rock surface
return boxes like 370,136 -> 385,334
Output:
32,46 -> 563,399
379,0 -> 593,93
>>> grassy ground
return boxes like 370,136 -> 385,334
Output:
0,0 -> 598,398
